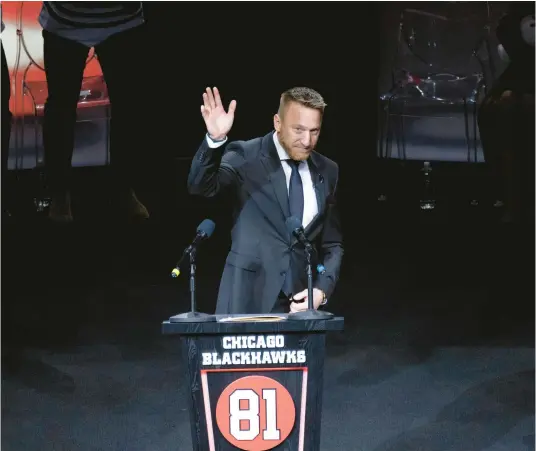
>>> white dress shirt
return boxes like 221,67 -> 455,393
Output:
206,132 -> 318,228
271,133 -> 318,228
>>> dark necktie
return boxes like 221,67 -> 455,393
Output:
287,159 -> 304,224
281,159 -> 304,296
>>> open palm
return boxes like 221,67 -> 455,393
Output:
201,87 -> 237,140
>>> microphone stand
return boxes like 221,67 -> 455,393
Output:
169,247 -> 215,323
288,243 -> 333,321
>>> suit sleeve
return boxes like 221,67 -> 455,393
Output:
187,136 -> 245,197
314,166 -> 343,300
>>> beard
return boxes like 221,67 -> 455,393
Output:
278,133 -> 312,162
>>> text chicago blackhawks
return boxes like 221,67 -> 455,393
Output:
201,335 -> 306,366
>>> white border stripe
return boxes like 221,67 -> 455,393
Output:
200,371 -> 216,451
298,368 -> 308,451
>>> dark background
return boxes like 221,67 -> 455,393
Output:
3,1 -> 532,344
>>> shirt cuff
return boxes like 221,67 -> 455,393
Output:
318,289 -> 328,305
206,133 -> 228,148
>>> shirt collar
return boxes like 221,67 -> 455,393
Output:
273,132 -> 292,162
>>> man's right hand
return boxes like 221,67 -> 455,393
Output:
201,87 -> 236,141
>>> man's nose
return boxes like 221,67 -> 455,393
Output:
301,132 -> 312,147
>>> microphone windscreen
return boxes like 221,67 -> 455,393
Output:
285,216 -> 302,235
197,219 -> 216,238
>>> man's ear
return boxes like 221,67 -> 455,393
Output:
274,114 -> 281,132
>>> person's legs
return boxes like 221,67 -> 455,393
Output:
2,42 -> 13,212
94,24 -> 149,219
42,30 -> 89,221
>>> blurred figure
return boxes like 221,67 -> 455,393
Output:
40,2 -> 149,222
478,4 -> 535,223
1,13 -> 13,217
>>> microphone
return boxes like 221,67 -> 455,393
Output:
171,219 -> 216,277
285,216 -> 334,321
285,216 -> 312,251
285,217 -> 326,273
168,219 -> 216,323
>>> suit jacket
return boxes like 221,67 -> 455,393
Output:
187,132 -> 343,314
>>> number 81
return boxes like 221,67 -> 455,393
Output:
229,388 -> 280,441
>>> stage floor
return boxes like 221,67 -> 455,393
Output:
1,169 -> 534,451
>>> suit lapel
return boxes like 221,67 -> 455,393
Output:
307,152 -> 326,225
260,134 -> 290,219
260,134 -> 290,232
289,152 -> 328,246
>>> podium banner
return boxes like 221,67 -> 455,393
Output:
163,315 -> 344,451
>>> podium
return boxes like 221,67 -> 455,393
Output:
162,314 -> 344,451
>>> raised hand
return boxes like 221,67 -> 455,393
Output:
201,87 -> 236,141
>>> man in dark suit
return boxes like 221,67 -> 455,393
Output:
188,86 -> 343,314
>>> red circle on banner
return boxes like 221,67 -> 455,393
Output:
215,375 -> 296,451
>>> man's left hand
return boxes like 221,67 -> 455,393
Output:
290,288 -> 325,312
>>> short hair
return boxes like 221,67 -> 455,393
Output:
278,87 -> 327,117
